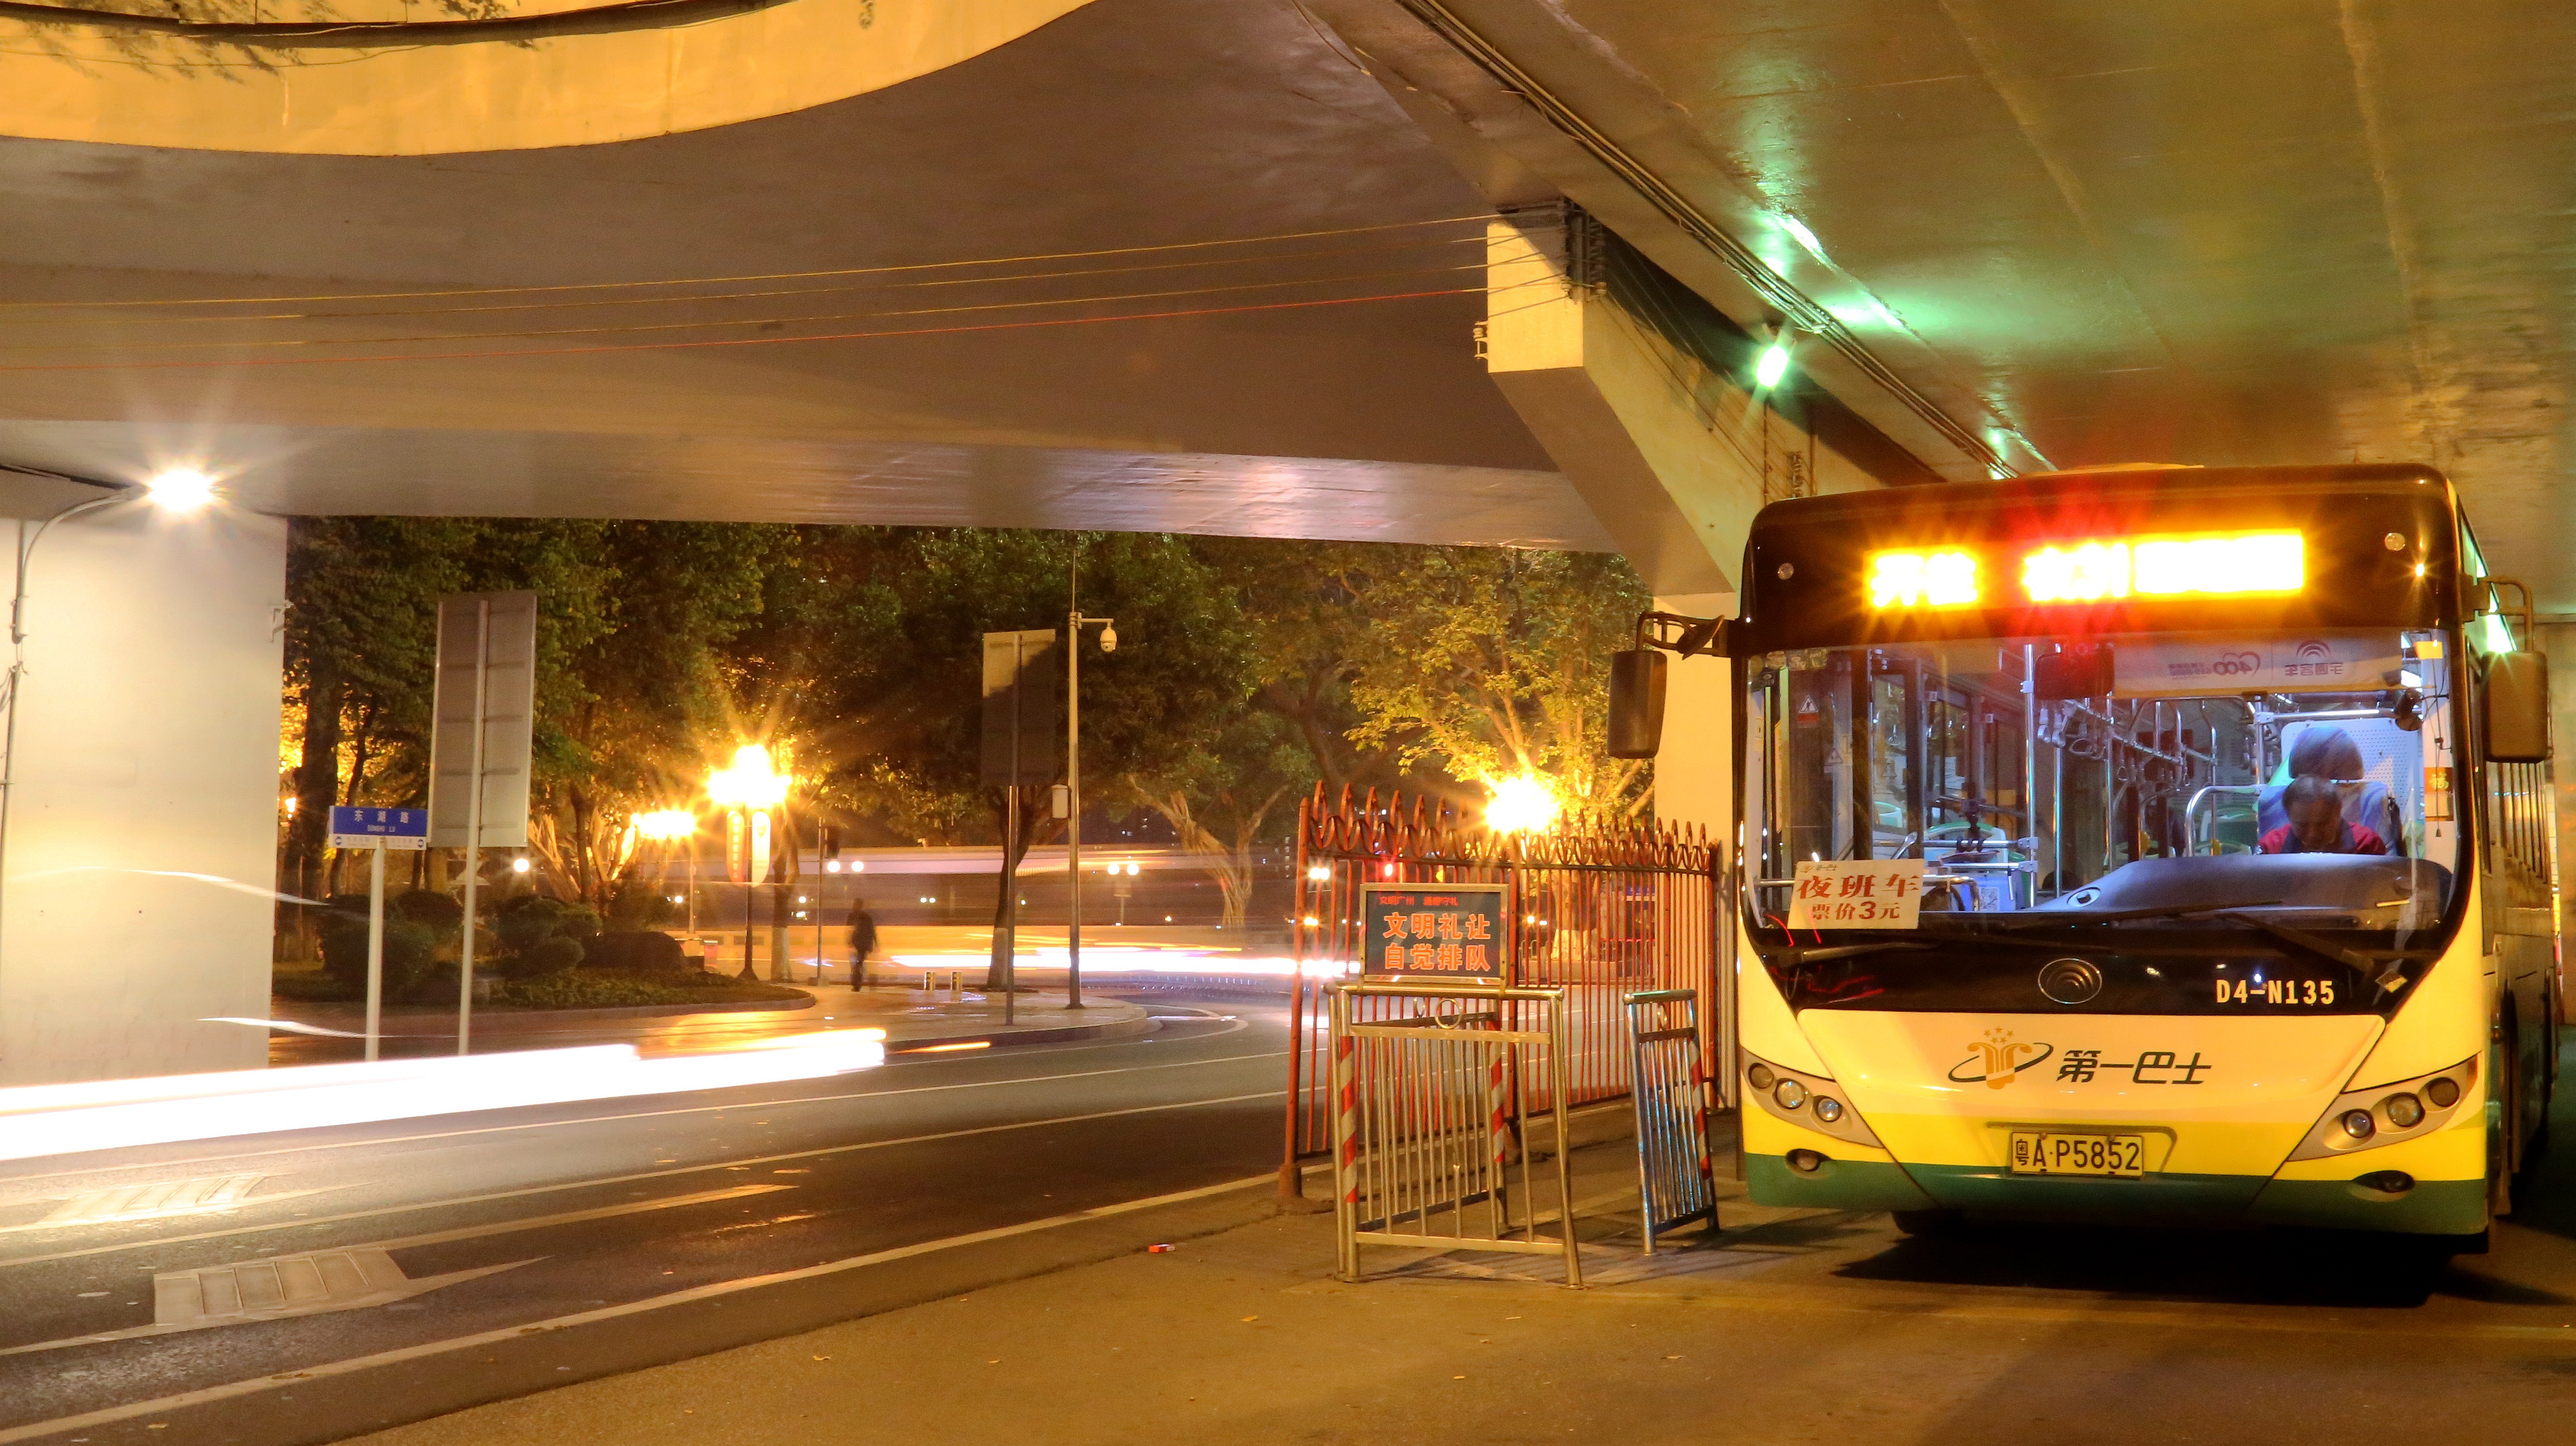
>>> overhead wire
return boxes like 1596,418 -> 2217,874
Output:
0,286 -> 1493,373
0,261 -> 1490,354
0,212 -> 1499,313
0,232 -> 1491,331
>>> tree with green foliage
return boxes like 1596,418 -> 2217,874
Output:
735,528 -> 1257,984
1342,546 -> 1651,818
528,521 -> 791,905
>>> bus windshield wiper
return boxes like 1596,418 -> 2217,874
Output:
1774,941 -> 1938,965
2206,912 -> 2409,988
1929,899 -> 2284,931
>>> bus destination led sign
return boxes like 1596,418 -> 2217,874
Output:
1866,531 -> 2304,611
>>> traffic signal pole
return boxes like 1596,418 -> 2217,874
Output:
1066,566 -> 1084,1011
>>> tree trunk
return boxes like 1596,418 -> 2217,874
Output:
984,788 -> 1025,991
281,664 -> 345,956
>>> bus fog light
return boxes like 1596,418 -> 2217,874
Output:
2357,1170 -> 2415,1194
1747,1063 -> 1776,1092
2339,1110 -> 2376,1141
1813,1096 -> 1843,1124
2425,1077 -> 2461,1109
1774,1079 -> 1808,1110
1786,1148 -> 1826,1174
2382,1093 -> 2425,1129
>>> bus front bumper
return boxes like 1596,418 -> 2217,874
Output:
1743,1111 -> 2488,1234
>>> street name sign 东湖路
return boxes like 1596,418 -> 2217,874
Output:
327,806 -> 428,851
1360,883 -> 1508,980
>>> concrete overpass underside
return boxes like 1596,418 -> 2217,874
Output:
10,0 -> 2576,1082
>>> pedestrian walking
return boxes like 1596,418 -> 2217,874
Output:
847,899 -> 879,990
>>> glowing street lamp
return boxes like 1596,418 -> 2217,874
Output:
707,745 -> 789,810
708,746 -> 791,980
633,808 -> 700,934
143,466 -> 217,512
1483,775 -> 1562,835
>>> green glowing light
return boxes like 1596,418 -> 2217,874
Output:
1754,342 -> 1792,389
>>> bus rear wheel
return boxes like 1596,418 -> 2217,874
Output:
1891,1209 -> 1965,1238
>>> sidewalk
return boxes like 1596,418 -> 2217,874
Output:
337,1120 -> 2576,1446
346,1128 -> 1793,1446
265,984 -> 1151,1065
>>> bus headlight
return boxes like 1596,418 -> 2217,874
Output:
2290,1056 -> 2475,1161
1743,1052 -> 1883,1149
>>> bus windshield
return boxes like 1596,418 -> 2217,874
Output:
1745,627 -> 2458,940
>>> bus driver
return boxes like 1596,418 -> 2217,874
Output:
2259,774 -> 2391,855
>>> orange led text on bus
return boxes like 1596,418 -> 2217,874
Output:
1867,531 -> 2304,609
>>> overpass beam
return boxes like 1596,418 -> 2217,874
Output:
1479,207 -> 1917,834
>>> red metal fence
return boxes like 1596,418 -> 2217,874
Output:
1283,784 -> 1725,1176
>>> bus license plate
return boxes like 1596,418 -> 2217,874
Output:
2009,1132 -> 2145,1177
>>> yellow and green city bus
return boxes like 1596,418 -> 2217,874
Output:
1617,464 -> 2559,1242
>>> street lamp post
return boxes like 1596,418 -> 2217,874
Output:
0,467 -> 210,972
1066,558 -> 1117,1011
708,745 -> 789,980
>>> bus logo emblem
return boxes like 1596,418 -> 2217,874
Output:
1946,1029 -> 2054,1090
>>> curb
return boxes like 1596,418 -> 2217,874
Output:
884,1010 -> 1158,1053
271,993 -> 818,1031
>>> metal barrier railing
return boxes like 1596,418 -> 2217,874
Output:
1331,981 -> 1581,1286
1626,988 -> 1716,1252
1287,785 -> 1726,1192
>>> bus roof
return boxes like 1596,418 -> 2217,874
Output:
1737,464 -> 2461,653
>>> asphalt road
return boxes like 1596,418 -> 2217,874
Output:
0,985 -> 1295,1444
20,997 -> 2576,1446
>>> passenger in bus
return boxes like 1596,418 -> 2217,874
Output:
2254,724 -> 2407,855
2287,726 -> 2366,783
2258,774 -> 2390,855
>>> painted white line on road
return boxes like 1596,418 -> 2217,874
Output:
0,1090 -> 1285,1270
0,1186 -> 791,1358
0,1166 -> 1284,1444
0,1048 -> 1288,1189
363,1184 -> 793,1254
0,1254 -> 535,1360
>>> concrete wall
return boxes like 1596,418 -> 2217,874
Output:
0,503 -> 286,1086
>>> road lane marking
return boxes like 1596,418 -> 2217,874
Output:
0,1254 -> 533,1359
0,1090 -> 1285,1270
0,1184 -> 790,1360
0,1048 -> 1290,1188
0,1169 -> 1284,1442
362,1184 -> 791,1253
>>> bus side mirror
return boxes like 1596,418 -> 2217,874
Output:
1607,649 -> 1668,759
2486,650 -> 2550,763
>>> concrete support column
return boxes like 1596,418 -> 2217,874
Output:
1480,208 -> 1907,837
1649,590 -> 1735,843
0,500 -> 287,1086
